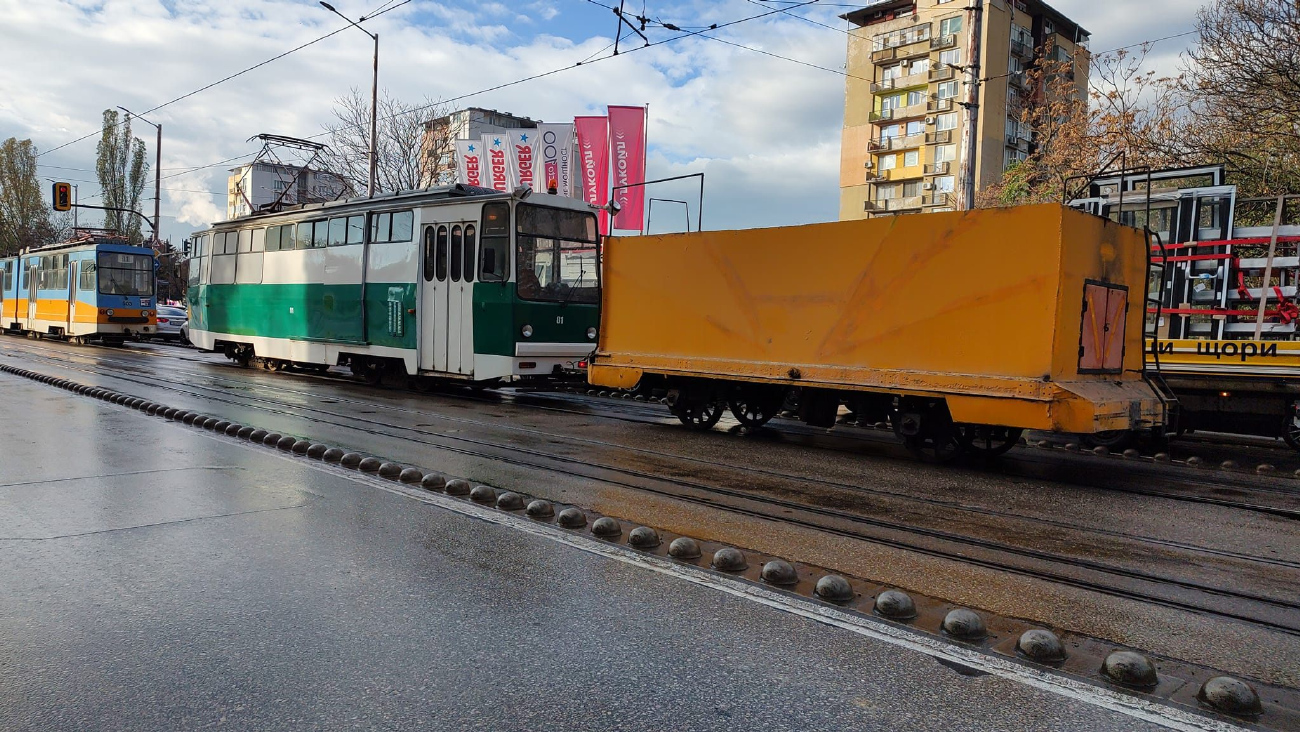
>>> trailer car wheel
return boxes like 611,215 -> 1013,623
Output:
956,425 -> 1023,457
901,432 -> 964,463
728,393 -> 783,429
673,399 -> 725,431
1283,406 -> 1300,451
1081,430 -> 1136,450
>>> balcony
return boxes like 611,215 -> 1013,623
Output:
925,130 -> 954,144
865,196 -> 925,213
923,161 -> 950,175
928,64 -> 956,82
923,193 -> 951,207
1010,39 -> 1032,58
869,109 -> 894,123
930,34 -> 957,50
879,102 -> 928,122
873,133 -> 925,151
1008,71 -> 1027,89
927,97 -> 954,112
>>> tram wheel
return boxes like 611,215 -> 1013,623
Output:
728,392 -> 783,429
901,431 -> 964,463
673,398 -> 725,431
955,425 -> 1023,457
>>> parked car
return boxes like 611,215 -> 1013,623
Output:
154,306 -> 189,342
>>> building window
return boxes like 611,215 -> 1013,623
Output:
1005,149 -> 1029,167
939,16 -> 962,37
910,58 -> 930,75
937,81 -> 959,99
876,184 -> 899,200
879,154 -> 898,170
906,90 -> 926,106
939,48 -> 962,67
881,124 -> 901,139
906,120 -> 924,136
935,176 -> 956,193
883,65 -> 903,80
937,113 -> 958,131
902,181 -> 921,198
904,150 -> 920,167
882,93 -> 904,111
935,144 -> 957,162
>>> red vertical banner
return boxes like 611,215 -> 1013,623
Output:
607,106 -> 647,232
574,115 -> 610,235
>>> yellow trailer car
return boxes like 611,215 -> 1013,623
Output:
588,204 -> 1168,459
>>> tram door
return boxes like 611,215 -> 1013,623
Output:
419,221 -> 476,376
25,261 -> 37,329
66,261 -> 78,334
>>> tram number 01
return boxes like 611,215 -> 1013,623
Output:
556,316 -> 565,325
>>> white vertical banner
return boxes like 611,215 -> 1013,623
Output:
481,133 -> 514,192
455,139 -> 483,187
567,135 -> 580,198
536,123 -> 574,195
508,129 -> 537,191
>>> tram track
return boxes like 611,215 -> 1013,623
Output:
6,337 -> 1300,638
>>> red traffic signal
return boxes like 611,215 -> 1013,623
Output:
52,182 -> 72,212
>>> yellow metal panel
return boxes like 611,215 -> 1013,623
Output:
592,204 -> 1162,434
1147,339 -> 1300,378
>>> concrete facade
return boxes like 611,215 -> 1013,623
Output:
419,107 -> 538,187
226,163 -> 346,219
839,0 -> 1090,219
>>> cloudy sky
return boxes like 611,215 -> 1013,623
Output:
0,0 -> 1207,242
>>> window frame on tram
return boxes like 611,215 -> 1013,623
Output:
514,204 -> 600,304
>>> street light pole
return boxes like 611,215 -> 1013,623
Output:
117,106 -> 162,245
320,2 -> 379,198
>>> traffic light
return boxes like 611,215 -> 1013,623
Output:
52,182 -> 72,212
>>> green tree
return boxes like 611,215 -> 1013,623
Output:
0,137 -> 56,255
95,109 -> 149,244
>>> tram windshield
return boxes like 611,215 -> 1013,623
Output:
97,252 -> 154,297
515,204 -> 599,304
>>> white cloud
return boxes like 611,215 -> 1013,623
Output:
0,0 -> 1210,243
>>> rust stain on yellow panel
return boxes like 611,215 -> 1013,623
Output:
592,204 -> 1164,434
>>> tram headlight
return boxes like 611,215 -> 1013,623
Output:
587,327 -> 597,340
521,324 -> 533,338
106,309 -> 115,317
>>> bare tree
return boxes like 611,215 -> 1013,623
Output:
0,137 -> 56,254
320,89 -> 452,194
95,109 -> 149,244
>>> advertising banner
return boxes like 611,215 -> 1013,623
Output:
536,122 -> 574,196
574,115 -> 610,234
508,129 -> 537,191
481,133 -> 514,192
455,139 -> 482,187
607,106 -> 647,231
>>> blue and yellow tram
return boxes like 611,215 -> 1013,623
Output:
1,235 -> 157,344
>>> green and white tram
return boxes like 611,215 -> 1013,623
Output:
185,185 -> 601,384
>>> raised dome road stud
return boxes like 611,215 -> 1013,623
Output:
814,575 -> 853,603
556,508 -> 586,529
711,547 -> 747,572
421,474 -> 447,491
322,448 -> 346,463
627,526 -> 660,549
760,560 -> 798,586
668,537 -> 701,560
399,468 -> 424,484
1016,629 -> 1066,662
444,479 -> 471,496
874,590 -> 917,620
941,609 -> 987,641
525,500 -> 554,518
1197,676 -> 1262,718
377,462 -> 403,479
495,492 -> 524,510
469,485 -> 497,503
1101,651 -> 1158,689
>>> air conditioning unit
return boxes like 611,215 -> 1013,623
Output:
864,160 -> 874,169
923,182 -> 935,191
925,116 -> 936,125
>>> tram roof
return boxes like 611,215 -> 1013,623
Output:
212,184 -> 597,231
16,236 -> 151,257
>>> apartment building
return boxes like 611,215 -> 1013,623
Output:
839,0 -> 1089,219
419,107 -> 538,187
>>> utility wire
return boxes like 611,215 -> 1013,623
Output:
38,0 -> 412,159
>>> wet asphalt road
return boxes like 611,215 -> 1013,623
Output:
0,370 -> 1202,731
1,338 -> 1299,698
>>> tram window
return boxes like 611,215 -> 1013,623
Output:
482,202 -> 509,236
391,210 -> 413,242
450,225 -> 463,282
422,227 -> 436,282
372,213 -> 392,243
251,227 -> 266,253
435,225 -> 448,281
346,215 -> 365,244
295,222 -> 313,250
238,229 -> 253,253
463,224 -> 476,283
328,217 -> 347,247
265,226 -> 281,252
79,262 -> 95,291
312,220 -> 330,248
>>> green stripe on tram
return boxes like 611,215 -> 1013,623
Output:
193,282 -> 418,350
